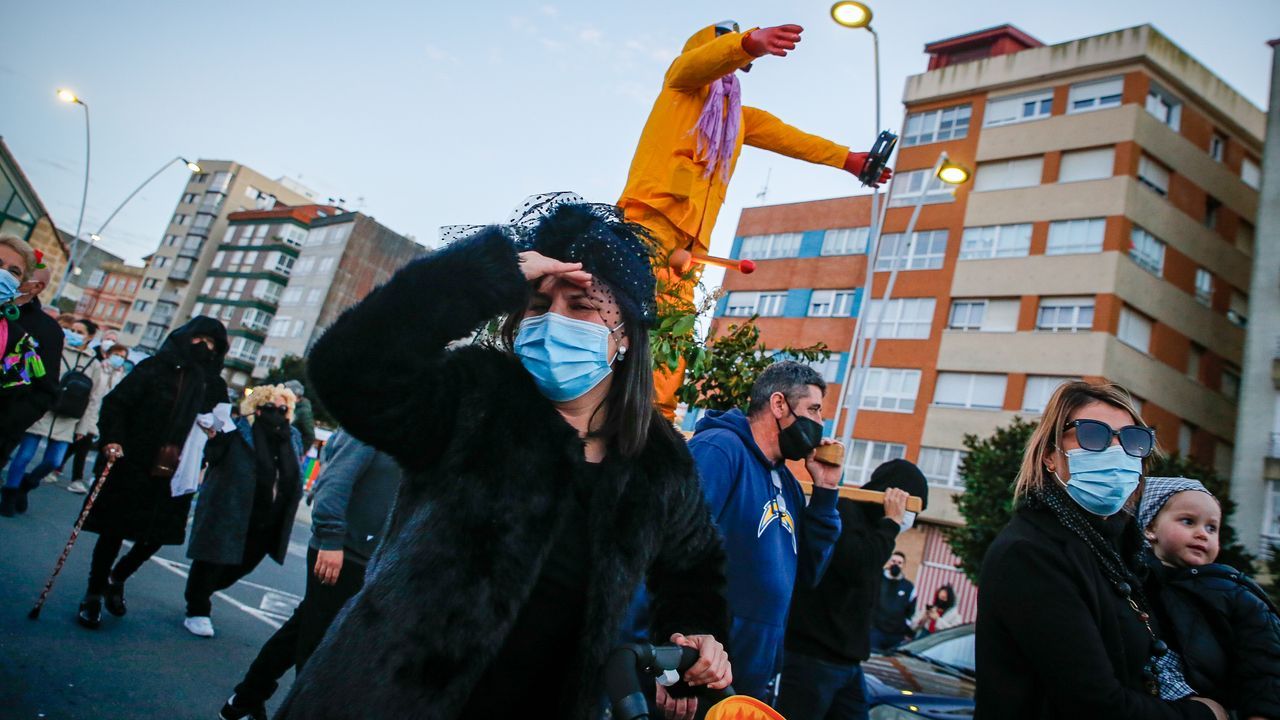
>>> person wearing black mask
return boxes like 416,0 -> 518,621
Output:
873,552 -> 917,650
76,316 -> 229,629
778,459 -> 926,720
182,384 -> 304,638
628,360 -> 842,712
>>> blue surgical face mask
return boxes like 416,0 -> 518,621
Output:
514,312 -> 622,403
1060,445 -> 1143,516
64,328 -> 86,347
107,355 -> 126,369
0,271 -> 19,304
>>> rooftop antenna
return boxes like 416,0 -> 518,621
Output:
756,168 -> 772,203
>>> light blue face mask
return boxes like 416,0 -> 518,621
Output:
64,328 -> 86,347
107,355 -> 126,369
515,312 -> 622,403
0,271 -> 19,304
1061,445 -> 1143,516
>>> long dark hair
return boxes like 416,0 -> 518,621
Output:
500,283 -> 654,460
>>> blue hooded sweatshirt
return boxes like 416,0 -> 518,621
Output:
687,409 -> 841,700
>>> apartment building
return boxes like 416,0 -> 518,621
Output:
1232,39 -> 1280,553
707,24 -> 1264,608
186,204 -> 425,391
75,261 -> 144,333
118,160 -> 314,353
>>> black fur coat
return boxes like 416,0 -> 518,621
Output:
279,228 -> 728,719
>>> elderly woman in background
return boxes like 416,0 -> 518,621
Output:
182,384 -> 304,639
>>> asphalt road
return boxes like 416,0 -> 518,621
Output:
0,457 -> 312,720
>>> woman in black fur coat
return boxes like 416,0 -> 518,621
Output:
278,196 -> 730,719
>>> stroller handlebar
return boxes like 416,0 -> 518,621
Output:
605,643 -> 732,720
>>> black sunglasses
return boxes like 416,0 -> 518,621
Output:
1062,419 -> 1154,458
259,404 -> 287,416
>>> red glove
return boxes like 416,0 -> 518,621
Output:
844,151 -> 893,187
742,24 -> 803,58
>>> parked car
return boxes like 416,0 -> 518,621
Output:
863,623 -> 976,719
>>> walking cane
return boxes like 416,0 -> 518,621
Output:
28,457 -> 117,620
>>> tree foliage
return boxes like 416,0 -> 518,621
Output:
261,354 -> 337,428
945,416 -> 1256,584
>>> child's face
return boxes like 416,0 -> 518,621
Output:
1147,491 -> 1221,568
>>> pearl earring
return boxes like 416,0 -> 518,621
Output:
616,345 -> 627,362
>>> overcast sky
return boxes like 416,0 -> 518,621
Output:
5,0 -> 1276,290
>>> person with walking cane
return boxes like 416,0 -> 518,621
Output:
74,316 -> 229,630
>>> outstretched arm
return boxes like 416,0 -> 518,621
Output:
664,30 -> 755,91
742,106 -> 850,167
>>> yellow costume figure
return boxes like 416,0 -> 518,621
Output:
620,22 -> 869,418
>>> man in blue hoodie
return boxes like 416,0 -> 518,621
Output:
668,360 -> 843,709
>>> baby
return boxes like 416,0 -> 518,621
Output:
1138,477 -> 1280,720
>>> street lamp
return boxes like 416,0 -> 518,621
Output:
831,1 -> 872,29
53,155 -> 203,303
56,87 -> 91,273
835,153 -> 972,465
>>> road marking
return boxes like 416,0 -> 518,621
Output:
148,556 -> 297,630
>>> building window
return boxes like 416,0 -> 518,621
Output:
875,230 -> 947,271
143,277 -> 160,290
738,232 -> 802,260
268,316 -> 291,337
1037,297 -> 1095,332
173,214 -> 189,227
1129,227 -> 1165,276
1023,376 -> 1079,413
1137,155 -> 1170,196
1238,221 -> 1255,257
228,336 -> 263,363
808,289 -> 858,317
1117,306 -> 1153,353
1221,368 -> 1240,401
919,447 -> 968,488
1068,76 -> 1124,113
291,319 -> 308,338
1177,423 -> 1195,457
154,257 -> 169,269
294,257 -> 315,275
1145,82 -> 1181,130
1228,291 -> 1248,327
724,291 -> 786,317
973,156 -> 1044,192
123,322 -> 139,334
958,223 -> 1032,260
1187,344 -> 1203,382
807,354 -> 844,383
820,227 -> 869,256
863,298 -> 936,339
948,298 -> 1018,332
317,257 -> 335,273
1046,218 -> 1105,255
1204,196 -> 1221,229
984,88 -> 1053,127
859,368 -> 922,413
271,253 -> 295,276
1242,157 -> 1261,190
133,300 -> 150,313
844,440 -> 907,485
903,104 -> 971,146
1194,269 -> 1213,306
282,287 -> 303,304
306,288 -> 325,304
933,372 -> 1007,410
164,234 -> 180,246
182,193 -> 197,204
1209,133 -> 1226,162
1058,147 -> 1115,183
888,169 -> 957,207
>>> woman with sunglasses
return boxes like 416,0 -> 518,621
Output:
182,384 -> 304,638
975,381 -> 1226,720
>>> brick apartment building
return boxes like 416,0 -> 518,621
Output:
704,24 -> 1265,617
75,261 -> 145,333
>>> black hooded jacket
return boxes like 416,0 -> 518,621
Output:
1148,557 -> 1280,717
786,458 -> 928,663
82,317 -> 228,545
0,297 -> 64,439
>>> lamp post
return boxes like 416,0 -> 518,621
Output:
56,88 -> 91,268
52,156 -> 201,303
834,152 -> 971,470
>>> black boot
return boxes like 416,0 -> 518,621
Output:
0,487 -> 16,517
104,578 -> 127,617
78,594 -> 103,629
14,474 -> 35,514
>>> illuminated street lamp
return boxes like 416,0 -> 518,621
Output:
830,1 -> 872,29
937,158 -> 972,186
56,87 -> 92,271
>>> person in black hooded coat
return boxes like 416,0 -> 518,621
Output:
277,195 -> 730,720
778,458 -> 927,720
75,316 -> 229,630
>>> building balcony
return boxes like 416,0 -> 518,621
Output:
1265,433 -> 1280,481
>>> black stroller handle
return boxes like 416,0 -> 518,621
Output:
605,643 -> 734,720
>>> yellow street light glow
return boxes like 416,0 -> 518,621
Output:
56,88 -> 79,104
937,160 -> 972,185
185,160 -> 202,172
830,1 -> 873,28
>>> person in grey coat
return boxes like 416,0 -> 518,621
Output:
217,428 -> 402,720
284,380 -> 316,452
183,385 -> 304,638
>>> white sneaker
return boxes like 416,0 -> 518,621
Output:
43,472 -> 60,484
183,616 -> 215,637
66,481 -> 89,494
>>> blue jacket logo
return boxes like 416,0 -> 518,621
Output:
757,495 -> 797,553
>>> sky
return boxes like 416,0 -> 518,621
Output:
4,0 -> 1277,293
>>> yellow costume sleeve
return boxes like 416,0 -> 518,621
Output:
664,31 -> 756,92
742,106 -> 850,168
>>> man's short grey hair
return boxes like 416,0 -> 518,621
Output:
747,360 -> 826,416
284,379 -> 305,397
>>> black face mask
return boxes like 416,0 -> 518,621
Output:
256,410 -> 291,439
776,401 -> 824,462
888,564 -> 903,578
188,343 -> 214,364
